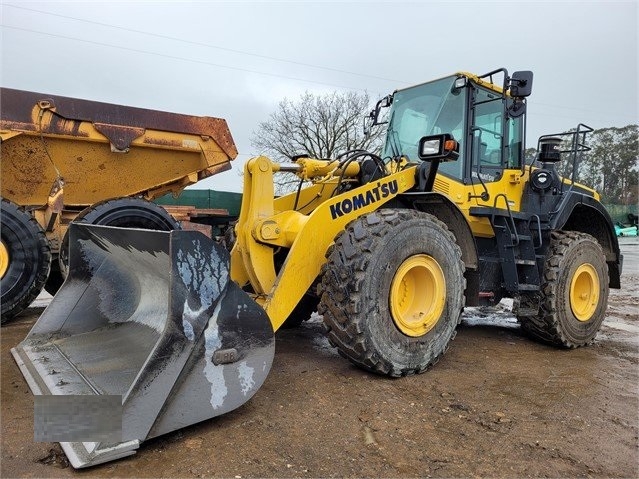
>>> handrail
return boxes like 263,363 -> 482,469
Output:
529,214 -> 543,248
492,193 -> 520,246
536,123 -> 593,192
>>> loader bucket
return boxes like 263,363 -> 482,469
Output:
11,223 -> 274,468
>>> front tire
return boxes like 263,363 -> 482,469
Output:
518,231 -> 609,348
1,199 -> 51,323
59,197 -> 179,279
318,209 -> 465,377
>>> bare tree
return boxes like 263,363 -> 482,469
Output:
251,91 -> 385,192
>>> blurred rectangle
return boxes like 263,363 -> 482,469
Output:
34,395 -> 122,442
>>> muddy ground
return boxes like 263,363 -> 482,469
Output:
1,238 -> 637,478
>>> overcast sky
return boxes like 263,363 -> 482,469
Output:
2,1 -> 637,192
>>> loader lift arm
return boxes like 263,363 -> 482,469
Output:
231,155 -> 420,331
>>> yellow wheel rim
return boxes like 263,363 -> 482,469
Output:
0,240 -> 9,279
390,254 -> 446,337
570,263 -> 600,322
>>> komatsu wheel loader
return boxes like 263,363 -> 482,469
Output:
11,68 -> 622,468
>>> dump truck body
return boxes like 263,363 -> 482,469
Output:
0,88 -> 237,320
0,87 -> 236,206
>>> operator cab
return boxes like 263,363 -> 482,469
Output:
372,69 -> 532,186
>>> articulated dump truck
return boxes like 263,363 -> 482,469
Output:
1,87 -> 237,321
10,68 -> 622,468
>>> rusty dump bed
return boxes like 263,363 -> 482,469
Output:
0,88 -> 237,206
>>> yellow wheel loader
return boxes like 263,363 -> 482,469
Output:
11,68 -> 622,467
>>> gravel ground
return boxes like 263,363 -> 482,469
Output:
1,238 -> 637,478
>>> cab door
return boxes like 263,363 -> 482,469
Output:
469,87 -> 526,202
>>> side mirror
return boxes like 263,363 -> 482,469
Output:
363,111 -> 374,137
364,94 -> 393,137
371,95 -> 392,125
509,71 -> 533,98
378,95 -> 392,109
507,98 -> 527,118
418,133 -> 459,162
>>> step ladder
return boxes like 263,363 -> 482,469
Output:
470,196 -> 544,298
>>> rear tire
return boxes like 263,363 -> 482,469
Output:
518,231 -> 609,348
318,209 -> 465,377
59,197 -> 179,277
1,199 -> 51,323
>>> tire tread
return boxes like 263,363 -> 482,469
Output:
318,209 -> 465,377
519,230 -> 608,348
1,199 -> 51,322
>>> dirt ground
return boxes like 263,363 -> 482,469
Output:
1,238 -> 637,478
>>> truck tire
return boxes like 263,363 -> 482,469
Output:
1,199 -> 51,323
221,222 -> 237,252
43,262 -> 65,296
58,197 -> 180,280
318,209 -> 465,377
518,231 -> 609,348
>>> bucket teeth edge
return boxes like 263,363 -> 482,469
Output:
61,440 -> 139,469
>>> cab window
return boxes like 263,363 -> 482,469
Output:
473,88 -> 524,172
384,76 -> 466,180
474,89 -> 504,169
